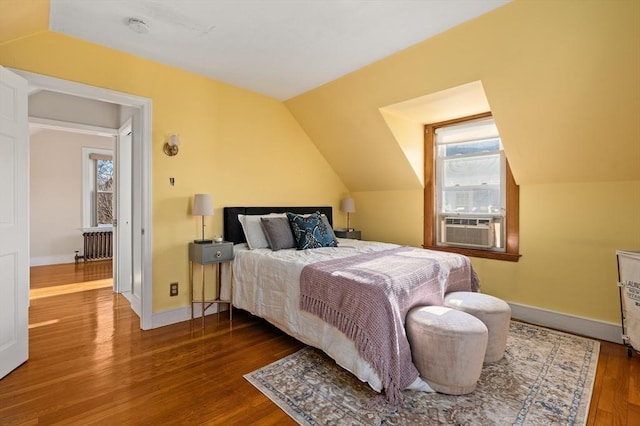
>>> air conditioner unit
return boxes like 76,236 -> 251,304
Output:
442,217 -> 494,248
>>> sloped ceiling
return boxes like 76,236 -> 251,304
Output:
0,0 -> 49,43
285,0 -> 640,191
379,81 -> 491,188
40,0 -> 509,101
2,1 -> 638,194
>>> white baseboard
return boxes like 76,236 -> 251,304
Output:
151,303 -> 229,329
30,255 -> 77,266
150,299 -> 623,345
509,302 -> 623,344
152,306 -> 191,329
121,291 -> 142,318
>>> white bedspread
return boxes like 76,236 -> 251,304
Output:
232,238 -> 440,393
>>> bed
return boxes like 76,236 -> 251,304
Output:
224,206 -> 480,403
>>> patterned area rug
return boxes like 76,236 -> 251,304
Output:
245,321 -> 599,425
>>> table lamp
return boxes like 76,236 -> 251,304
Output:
193,194 -> 213,244
341,197 -> 356,231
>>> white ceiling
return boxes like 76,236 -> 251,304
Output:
49,0 -> 509,100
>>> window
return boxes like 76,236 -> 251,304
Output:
82,148 -> 114,228
424,112 -> 520,261
93,155 -> 114,226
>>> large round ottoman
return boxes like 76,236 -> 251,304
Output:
406,306 -> 488,395
444,291 -> 511,363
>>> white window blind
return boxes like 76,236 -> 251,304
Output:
435,118 -> 506,251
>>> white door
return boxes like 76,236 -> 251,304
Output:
0,66 -> 29,379
114,120 -> 132,294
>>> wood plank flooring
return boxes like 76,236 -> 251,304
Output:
0,262 -> 637,425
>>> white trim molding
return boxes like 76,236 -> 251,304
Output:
509,302 -> 623,344
151,304 -> 229,329
30,255 -> 76,267
81,147 -> 114,228
153,301 -> 623,344
29,117 -> 117,137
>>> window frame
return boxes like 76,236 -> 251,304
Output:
424,112 -> 521,262
93,155 -> 114,226
81,147 -> 114,228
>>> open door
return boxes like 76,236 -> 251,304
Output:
114,119 -> 133,294
0,66 -> 29,379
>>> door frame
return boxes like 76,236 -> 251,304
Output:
13,68 -> 154,330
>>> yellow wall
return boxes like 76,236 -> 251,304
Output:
378,111 -> 424,187
2,0 -> 639,326
0,0 -> 48,44
0,31 -> 348,312
347,183 -> 640,325
286,0 -> 640,188
286,0 -> 640,325
475,181 -> 640,322
349,190 -> 423,248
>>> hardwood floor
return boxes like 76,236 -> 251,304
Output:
0,262 -> 637,425
29,260 -> 114,289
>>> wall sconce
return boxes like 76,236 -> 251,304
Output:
163,134 -> 180,156
341,197 -> 356,231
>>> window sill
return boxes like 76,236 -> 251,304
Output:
422,245 -> 521,262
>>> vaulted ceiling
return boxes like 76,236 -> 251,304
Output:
285,0 -> 640,190
2,0 -> 638,193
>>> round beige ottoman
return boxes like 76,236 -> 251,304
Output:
406,306 -> 488,395
444,291 -> 511,363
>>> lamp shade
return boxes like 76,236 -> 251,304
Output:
341,197 -> 356,213
168,134 -> 180,147
192,194 -> 213,216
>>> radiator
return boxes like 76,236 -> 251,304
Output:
75,231 -> 113,263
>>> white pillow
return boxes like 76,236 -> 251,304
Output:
238,213 -> 286,249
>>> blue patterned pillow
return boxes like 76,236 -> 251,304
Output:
286,212 -> 338,250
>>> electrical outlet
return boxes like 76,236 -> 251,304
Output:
170,282 -> 178,296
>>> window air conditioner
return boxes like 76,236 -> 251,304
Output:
443,217 -> 494,248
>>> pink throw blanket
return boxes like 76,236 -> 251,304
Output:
299,246 -> 480,405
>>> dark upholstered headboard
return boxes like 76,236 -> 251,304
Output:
223,206 -> 333,244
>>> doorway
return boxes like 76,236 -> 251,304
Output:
29,124 -> 121,291
13,68 -> 153,330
